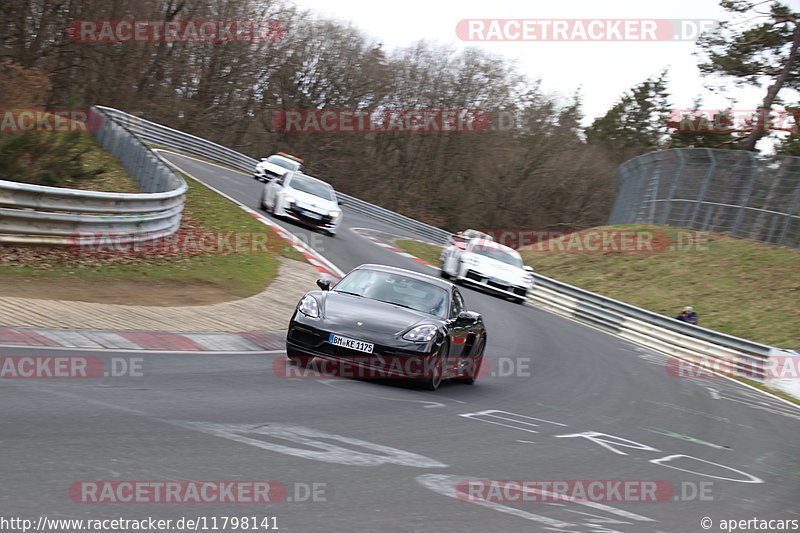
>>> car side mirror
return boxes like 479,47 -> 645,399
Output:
524,266 -> 534,272
316,279 -> 331,291
454,310 -> 480,327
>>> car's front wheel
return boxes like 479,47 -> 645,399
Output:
420,343 -> 447,391
456,335 -> 485,385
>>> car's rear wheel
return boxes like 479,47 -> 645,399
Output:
439,269 -> 450,279
420,343 -> 447,391
457,335 -> 485,385
287,346 -> 314,367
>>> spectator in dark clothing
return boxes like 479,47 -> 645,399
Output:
676,306 -> 698,325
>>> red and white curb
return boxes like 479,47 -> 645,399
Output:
0,327 -> 286,352
353,227 -> 440,269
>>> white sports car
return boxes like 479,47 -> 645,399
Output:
253,152 -> 303,182
260,171 -> 343,236
440,237 -> 533,304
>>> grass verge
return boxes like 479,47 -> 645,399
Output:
0,135 -> 306,303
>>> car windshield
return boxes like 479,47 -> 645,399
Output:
266,155 -> 301,171
288,175 -> 336,201
471,246 -> 523,267
333,270 -> 448,318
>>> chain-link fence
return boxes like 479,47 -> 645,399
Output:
609,148 -> 800,248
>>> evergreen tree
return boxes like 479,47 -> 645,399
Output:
585,71 -> 670,155
697,1 -> 800,151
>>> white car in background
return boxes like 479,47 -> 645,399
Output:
253,152 -> 303,182
440,236 -> 533,304
259,171 -> 342,236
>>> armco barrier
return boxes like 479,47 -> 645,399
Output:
94,107 -> 792,393
528,274 -> 774,383
0,107 -> 186,245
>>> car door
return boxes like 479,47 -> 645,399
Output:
266,173 -> 286,209
446,288 -> 469,358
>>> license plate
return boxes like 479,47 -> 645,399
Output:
329,334 -> 374,354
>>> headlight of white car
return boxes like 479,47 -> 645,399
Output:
329,210 -> 341,218
282,193 -> 296,203
297,294 -> 320,318
402,324 -> 438,342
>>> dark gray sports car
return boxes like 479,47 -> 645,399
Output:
285,264 -> 487,390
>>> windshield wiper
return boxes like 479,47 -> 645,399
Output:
374,299 -> 419,311
335,290 -> 364,297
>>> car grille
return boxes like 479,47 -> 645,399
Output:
289,206 -> 332,225
466,270 -> 483,282
466,270 -> 527,296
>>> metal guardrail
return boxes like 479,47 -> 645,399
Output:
96,106 -> 790,389
527,273 -> 773,382
0,107 -> 186,245
95,106 -> 452,245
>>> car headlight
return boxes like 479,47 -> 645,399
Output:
402,324 -> 438,342
297,294 -> 320,318
282,193 -> 296,203
523,273 -> 533,284
328,210 -> 341,218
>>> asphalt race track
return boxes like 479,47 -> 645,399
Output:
1,153 -> 798,533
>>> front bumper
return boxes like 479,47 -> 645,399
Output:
458,269 -> 530,300
286,321 -> 440,379
280,204 -> 339,231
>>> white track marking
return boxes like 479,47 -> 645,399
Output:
416,473 -> 656,530
650,455 -> 763,483
554,432 -> 660,456
169,421 -> 447,468
459,410 -> 567,433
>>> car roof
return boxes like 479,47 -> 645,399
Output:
349,263 -> 455,291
